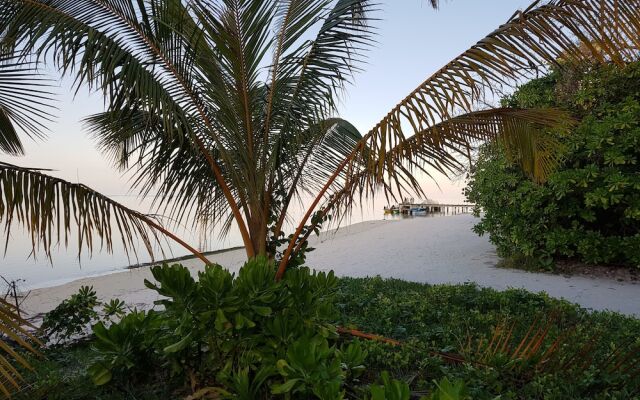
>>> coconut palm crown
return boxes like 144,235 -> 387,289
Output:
0,0 -> 639,279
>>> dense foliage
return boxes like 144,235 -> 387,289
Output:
25,261 -> 468,399
465,62 -> 640,269
336,277 -> 640,399
86,258 -> 359,399
18,271 -> 640,399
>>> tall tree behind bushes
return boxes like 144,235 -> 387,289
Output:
466,62 -> 640,269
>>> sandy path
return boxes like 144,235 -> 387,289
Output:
23,215 -> 640,317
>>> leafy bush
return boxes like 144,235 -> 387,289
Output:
87,258 -> 356,398
465,62 -> 640,269
15,343 -> 175,400
40,286 -> 126,345
423,378 -> 469,400
368,371 -> 410,400
41,286 -> 99,342
89,310 -> 160,385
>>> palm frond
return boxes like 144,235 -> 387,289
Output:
272,118 -> 363,233
272,0 -> 376,131
315,0 -> 639,222
459,316 -> 640,392
266,0 -> 377,222
0,298 -> 40,398
329,108 -> 571,222
194,0 -> 276,160
0,0 -> 259,253
84,109 -> 237,239
0,161 -> 174,262
0,0 -> 200,156
357,0 -> 638,174
0,55 -> 53,155
262,0 -> 331,141
462,316 -> 561,371
279,108 -> 569,264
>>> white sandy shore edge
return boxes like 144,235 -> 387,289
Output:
23,215 -> 640,317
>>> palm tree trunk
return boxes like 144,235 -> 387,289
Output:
248,203 -> 268,258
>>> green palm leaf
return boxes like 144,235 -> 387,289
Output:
349,0 -> 640,188
0,161 -> 208,262
0,55 -> 53,155
292,108 -> 570,251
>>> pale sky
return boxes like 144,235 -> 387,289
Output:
1,1 -> 537,283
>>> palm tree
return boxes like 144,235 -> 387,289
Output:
0,0 -> 638,394
0,0 -> 638,274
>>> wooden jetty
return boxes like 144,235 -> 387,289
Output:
385,199 -> 474,215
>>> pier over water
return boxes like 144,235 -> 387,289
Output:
384,199 -> 474,216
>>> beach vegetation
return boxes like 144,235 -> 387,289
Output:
89,258 -> 343,395
41,286 -> 99,346
14,272 -> 640,399
41,286 -> 126,346
466,61 -> 640,270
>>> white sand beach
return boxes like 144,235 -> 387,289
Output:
22,214 -> 640,318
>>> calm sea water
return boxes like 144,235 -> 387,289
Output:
0,203 -> 384,290
1,224 -> 242,290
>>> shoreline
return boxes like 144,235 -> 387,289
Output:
22,217 -> 397,291
20,219 -> 394,317
20,215 -> 640,318
21,246 -> 248,291
125,246 -> 247,270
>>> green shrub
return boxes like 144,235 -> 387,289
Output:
41,286 -> 99,343
368,371 -> 410,400
423,378 -> 469,400
272,335 -> 344,399
40,286 -> 126,345
87,258 -> 354,398
89,310 -> 160,385
15,341 -> 184,399
465,62 -> 640,269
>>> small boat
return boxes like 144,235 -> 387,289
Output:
384,206 -> 400,215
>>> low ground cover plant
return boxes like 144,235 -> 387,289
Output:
465,62 -> 640,270
336,276 -> 640,399
15,262 -> 640,399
